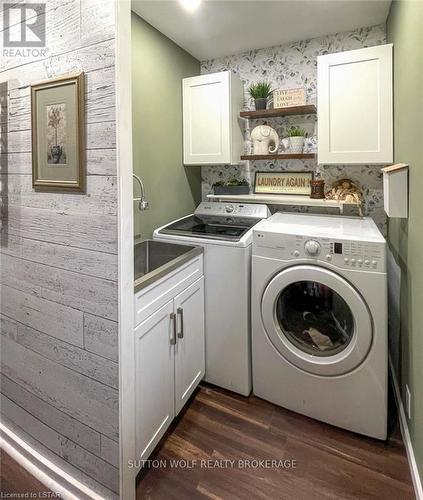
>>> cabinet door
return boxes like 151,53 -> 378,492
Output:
183,72 -> 231,165
318,44 -> 392,164
134,300 -> 175,461
174,277 -> 205,414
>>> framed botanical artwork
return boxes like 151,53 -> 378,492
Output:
254,171 -> 313,196
31,72 -> 85,192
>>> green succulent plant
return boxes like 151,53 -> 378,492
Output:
287,126 -> 306,137
213,178 -> 249,187
226,178 -> 249,186
248,82 -> 273,99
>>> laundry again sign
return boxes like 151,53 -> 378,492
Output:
254,172 -> 313,195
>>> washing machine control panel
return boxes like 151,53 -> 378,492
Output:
195,202 -> 269,219
254,232 -> 386,272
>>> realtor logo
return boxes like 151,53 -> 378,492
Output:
3,3 -> 46,47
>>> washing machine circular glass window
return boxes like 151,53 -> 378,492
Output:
276,281 -> 354,357
261,265 -> 373,376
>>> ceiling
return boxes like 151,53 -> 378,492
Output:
131,0 -> 391,61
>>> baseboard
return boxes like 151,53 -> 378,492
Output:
389,357 -> 423,500
0,421 -> 106,500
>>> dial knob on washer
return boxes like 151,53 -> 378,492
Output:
225,204 -> 234,213
305,240 -> 321,256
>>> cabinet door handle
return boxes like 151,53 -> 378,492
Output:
177,307 -> 184,339
170,313 -> 177,345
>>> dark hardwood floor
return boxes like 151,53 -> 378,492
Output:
0,384 -> 415,499
0,448 -> 52,495
136,383 -> 415,500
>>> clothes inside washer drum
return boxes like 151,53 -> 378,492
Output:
276,280 -> 354,356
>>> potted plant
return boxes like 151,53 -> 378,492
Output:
213,178 -> 250,195
248,82 -> 272,111
287,126 -> 306,153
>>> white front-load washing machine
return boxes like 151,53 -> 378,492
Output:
252,213 -> 388,439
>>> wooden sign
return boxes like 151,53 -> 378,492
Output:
273,87 -> 306,108
254,171 -> 313,196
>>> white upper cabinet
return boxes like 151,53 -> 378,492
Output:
183,71 -> 244,165
318,44 -> 393,164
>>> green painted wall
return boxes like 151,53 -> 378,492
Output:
131,14 -> 201,239
387,0 -> 423,479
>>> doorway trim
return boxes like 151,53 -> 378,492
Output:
116,1 -> 136,499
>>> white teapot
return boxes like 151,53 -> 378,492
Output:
251,124 -> 279,155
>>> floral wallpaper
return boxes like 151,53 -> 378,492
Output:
200,24 -> 387,233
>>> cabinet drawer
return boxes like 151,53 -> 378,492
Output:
135,255 -> 203,327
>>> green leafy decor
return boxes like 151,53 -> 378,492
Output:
248,82 -> 273,99
287,126 -> 306,137
213,178 -> 249,188
213,178 -> 250,195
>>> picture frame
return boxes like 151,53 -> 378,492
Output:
254,171 -> 314,196
31,72 -> 85,192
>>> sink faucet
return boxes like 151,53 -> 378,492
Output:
133,174 -> 149,211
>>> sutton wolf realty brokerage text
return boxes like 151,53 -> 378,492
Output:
128,459 -> 298,469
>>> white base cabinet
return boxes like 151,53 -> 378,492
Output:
174,278 -> 205,414
318,44 -> 393,165
134,259 -> 205,464
135,300 -> 175,462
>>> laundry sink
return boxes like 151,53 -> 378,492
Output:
134,240 -> 202,292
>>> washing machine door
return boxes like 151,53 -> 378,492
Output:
261,265 -> 372,376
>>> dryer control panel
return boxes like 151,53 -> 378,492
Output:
254,232 -> 386,273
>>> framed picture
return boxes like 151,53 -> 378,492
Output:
31,72 -> 85,192
254,171 -> 313,196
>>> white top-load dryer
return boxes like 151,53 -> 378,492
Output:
252,212 -> 387,439
154,202 -> 270,396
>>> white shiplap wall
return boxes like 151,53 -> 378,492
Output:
0,1 -> 119,497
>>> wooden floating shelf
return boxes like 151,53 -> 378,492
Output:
207,193 -> 362,215
241,153 -> 316,161
240,104 -> 317,119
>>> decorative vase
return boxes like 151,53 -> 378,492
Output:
303,135 -> 317,153
310,179 -> 325,199
289,136 -> 305,153
251,124 -> 279,155
254,98 -> 267,110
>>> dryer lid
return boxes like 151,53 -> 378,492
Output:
254,212 -> 385,244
